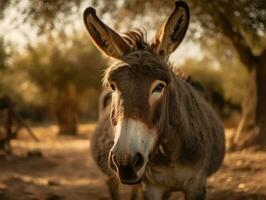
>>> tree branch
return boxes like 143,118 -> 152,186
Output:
209,0 -> 256,70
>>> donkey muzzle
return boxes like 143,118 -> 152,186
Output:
109,151 -> 144,185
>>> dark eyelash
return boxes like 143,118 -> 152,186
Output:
152,83 -> 165,93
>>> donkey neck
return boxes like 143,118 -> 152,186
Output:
155,72 -> 209,165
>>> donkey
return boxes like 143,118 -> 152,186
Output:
84,1 -> 225,200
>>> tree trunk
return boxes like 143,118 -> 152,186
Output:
230,54 -> 266,150
55,84 -> 79,135
255,55 -> 266,144
197,0 -> 266,150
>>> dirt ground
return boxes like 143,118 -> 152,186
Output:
0,124 -> 265,200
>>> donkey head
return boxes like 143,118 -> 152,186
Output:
84,1 -> 189,184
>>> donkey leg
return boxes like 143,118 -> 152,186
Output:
184,178 -> 206,200
106,177 -> 120,200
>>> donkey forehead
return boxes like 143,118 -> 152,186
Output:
105,51 -> 170,85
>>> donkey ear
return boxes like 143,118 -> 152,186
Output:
83,7 -> 131,58
151,1 -> 189,58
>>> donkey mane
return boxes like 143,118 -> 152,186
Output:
122,29 -> 150,51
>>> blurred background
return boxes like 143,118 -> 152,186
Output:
0,0 -> 265,200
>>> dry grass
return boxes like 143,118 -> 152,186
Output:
0,124 -> 265,200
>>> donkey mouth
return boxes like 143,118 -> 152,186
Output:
121,176 -> 143,185
109,151 -> 145,185
118,165 -> 143,185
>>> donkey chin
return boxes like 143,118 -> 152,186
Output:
108,118 -> 156,185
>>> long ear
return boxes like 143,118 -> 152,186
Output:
151,1 -> 189,58
83,7 -> 131,58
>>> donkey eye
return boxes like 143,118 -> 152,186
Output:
152,82 -> 166,93
110,83 -> 116,91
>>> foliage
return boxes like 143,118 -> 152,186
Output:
11,31 -> 106,122
1,0 -> 265,121
0,0 -> 83,31
17,32 -> 104,92
0,38 -> 13,98
179,55 -> 248,107
1,0 -> 265,51
0,38 -> 9,70
192,0 -> 266,55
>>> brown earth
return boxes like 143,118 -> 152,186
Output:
0,124 -> 265,200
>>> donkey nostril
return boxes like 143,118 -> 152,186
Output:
132,152 -> 144,170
